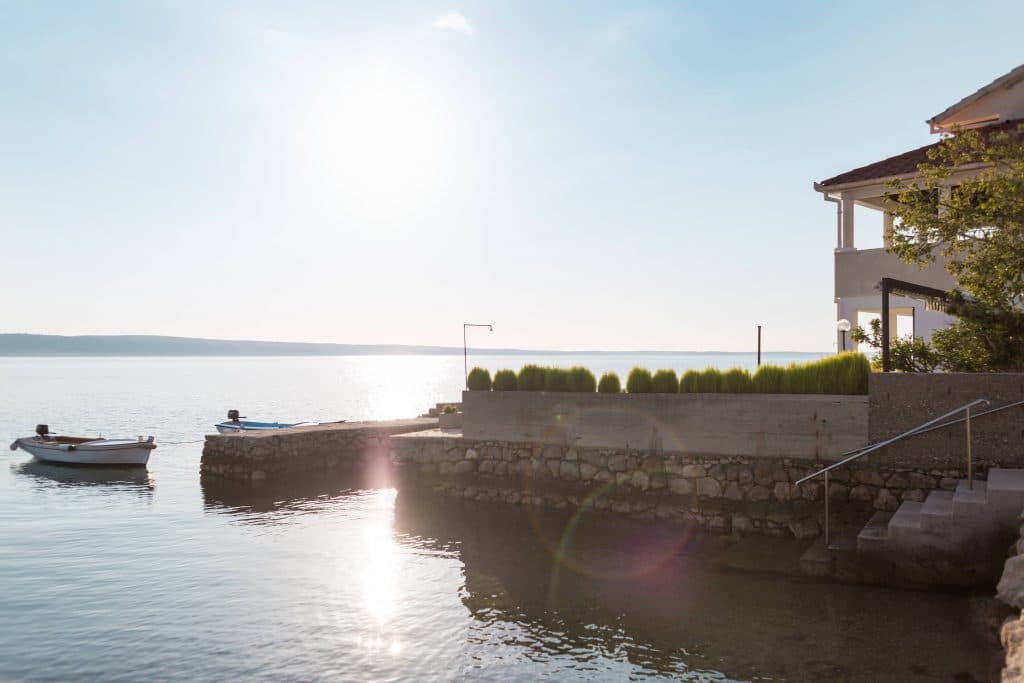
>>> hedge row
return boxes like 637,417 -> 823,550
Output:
466,353 -> 869,395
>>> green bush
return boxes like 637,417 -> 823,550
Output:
781,362 -> 814,394
597,372 -> 621,393
442,405 -> 458,414
492,369 -> 518,391
695,368 -> 723,393
544,367 -> 570,392
490,354 -> 871,396
466,367 -> 491,391
566,366 -> 597,392
517,364 -> 548,391
752,364 -> 785,393
813,351 -> 870,395
764,353 -> 869,395
721,368 -> 753,393
679,369 -> 701,393
626,367 -> 653,393
651,369 -> 679,393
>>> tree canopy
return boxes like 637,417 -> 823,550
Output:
880,123 -> 1024,371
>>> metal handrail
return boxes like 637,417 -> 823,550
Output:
800,397 -> 1000,548
796,398 -> 990,486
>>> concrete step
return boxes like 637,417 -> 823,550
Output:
987,468 -> 1024,510
887,501 -> 924,543
919,490 -> 954,531
856,511 -> 893,552
953,479 -> 988,516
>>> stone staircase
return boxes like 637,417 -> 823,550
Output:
857,469 -> 1024,553
802,469 -> 1024,588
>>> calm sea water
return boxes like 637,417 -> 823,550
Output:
0,356 -> 993,681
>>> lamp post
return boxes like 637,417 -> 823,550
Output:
837,318 -> 851,352
463,323 -> 493,388
756,324 -> 762,367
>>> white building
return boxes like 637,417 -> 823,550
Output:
815,64 -> 1024,352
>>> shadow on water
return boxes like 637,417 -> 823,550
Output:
11,460 -> 154,495
200,470 -> 385,521
392,490 -> 995,682
196,476 -> 995,681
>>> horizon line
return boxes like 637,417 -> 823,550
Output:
0,332 -> 829,356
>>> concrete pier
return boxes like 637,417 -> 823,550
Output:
200,418 -> 437,484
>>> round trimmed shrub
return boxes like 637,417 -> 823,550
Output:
626,367 -> 653,393
517,364 -> 548,391
679,369 -> 701,393
566,366 -> 597,392
753,364 -> 785,393
597,372 -> 621,393
721,368 -> 753,393
544,367 -> 570,392
651,369 -> 679,393
696,368 -> 723,393
492,369 -> 518,391
466,367 -> 491,391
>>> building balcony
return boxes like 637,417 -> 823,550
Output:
835,248 -> 956,301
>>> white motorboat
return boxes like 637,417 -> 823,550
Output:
9,425 -> 156,466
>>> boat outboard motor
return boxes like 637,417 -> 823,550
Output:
227,409 -> 244,423
35,424 -> 50,439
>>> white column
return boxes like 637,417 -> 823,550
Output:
882,212 -> 894,248
840,199 -> 855,249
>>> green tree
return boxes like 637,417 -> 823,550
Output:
886,123 -> 1024,370
850,319 -> 941,373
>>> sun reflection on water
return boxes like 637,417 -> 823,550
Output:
352,489 -> 404,656
361,519 -> 398,624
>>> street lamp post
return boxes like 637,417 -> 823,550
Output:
463,323 -> 493,388
837,318 -> 851,352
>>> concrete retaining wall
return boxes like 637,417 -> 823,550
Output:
200,418 -> 437,484
461,391 -> 868,460
869,373 -> 1024,470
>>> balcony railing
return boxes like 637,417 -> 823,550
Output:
835,248 -> 956,300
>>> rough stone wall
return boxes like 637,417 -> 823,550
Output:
391,434 -> 973,538
870,373 -> 1024,470
201,419 -> 435,484
998,515 -> 1024,682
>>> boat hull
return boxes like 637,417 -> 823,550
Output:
13,438 -> 155,466
214,421 -> 309,434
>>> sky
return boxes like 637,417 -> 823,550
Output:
3,1 -> 1024,352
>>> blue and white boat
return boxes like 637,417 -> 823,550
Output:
214,410 -> 317,434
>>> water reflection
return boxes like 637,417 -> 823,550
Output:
392,492 -> 991,682
194,476 -> 992,681
201,472 -> 374,521
11,460 -> 154,496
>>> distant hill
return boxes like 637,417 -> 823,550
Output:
0,334 -> 534,356
0,334 -> 826,357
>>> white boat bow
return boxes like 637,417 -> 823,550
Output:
11,434 -> 156,466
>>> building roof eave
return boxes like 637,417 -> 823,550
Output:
813,173 -> 914,195
927,64 -> 1024,129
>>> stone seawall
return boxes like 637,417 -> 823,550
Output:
998,513 -> 1024,682
391,431 -> 975,538
201,418 -> 437,484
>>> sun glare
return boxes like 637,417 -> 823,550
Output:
307,67 -> 450,213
